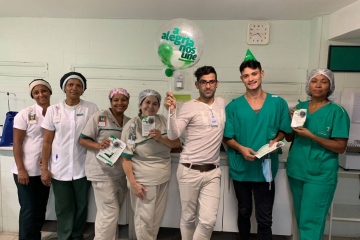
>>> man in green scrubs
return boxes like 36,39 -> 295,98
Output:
223,49 -> 292,239
286,69 -> 350,240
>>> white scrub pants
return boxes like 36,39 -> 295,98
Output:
92,177 -> 127,240
129,181 -> 169,240
177,163 -> 221,240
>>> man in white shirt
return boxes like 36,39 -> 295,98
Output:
164,66 -> 225,240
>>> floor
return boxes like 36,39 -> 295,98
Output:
0,221 -> 358,240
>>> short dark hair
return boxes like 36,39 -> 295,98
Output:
194,66 -> 217,81
239,60 -> 262,73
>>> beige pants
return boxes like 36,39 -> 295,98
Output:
129,181 -> 169,240
177,163 -> 221,240
92,177 -> 127,240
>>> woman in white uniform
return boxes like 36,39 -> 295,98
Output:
79,88 -> 130,240
121,89 -> 180,240
12,79 -> 52,240
40,72 -> 98,240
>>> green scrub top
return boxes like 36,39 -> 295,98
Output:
287,101 -> 350,185
224,93 -> 292,182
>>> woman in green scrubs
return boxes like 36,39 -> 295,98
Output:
286,69 -> 350,240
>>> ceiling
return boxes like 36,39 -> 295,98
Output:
0,0 -> 358,20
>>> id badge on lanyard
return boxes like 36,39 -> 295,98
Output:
210,115 -> 218,127
53,106 -> 61,123
209,107 -> 218,127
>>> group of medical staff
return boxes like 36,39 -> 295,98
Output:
11,49 -> 350,240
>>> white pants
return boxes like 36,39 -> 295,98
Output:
129,181 -> 169,240
92,177 -> 127,240
177,163 -> 221,240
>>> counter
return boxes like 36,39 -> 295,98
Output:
0,147 -> 293,237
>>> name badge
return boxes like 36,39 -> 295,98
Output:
53,113 -> 61,123
98,116 -> 106,127
28,113 -> 37,124
127,123 -> 136,144
210,115 -> 218,127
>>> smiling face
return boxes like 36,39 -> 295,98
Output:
31,85 -> 51,107
195,73 -> 218,100
110,94 -> 129,115
139,96 -> 159,117
65,78 -> 83,100
240,67 -> 264,91
309,74 -> 330,98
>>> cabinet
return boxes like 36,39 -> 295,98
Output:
328,169 -> 360,240
222,166 -> 293,235
46,182 -> 128,224
0,149 -> 127,228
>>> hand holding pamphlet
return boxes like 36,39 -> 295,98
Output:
255,141 -> 285,159
96,135 -> 126,167
291,109 -> 307,128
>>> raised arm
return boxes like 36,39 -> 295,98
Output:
164,92 -> 189,140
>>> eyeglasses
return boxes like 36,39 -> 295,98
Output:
197,80 -> 217,86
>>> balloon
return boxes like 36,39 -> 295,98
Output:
158,43 -> 173,68
170,50 -> 184,69
156,18 -> 204,71
164,68 -> 174,77
173,70 -> 182,79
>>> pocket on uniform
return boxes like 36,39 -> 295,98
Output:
228,152 -> 250,172
307,158 -> 323,176
315,127 -> 331,139
144,185 -> 155,201
176,163 -> 191,181
267,125 -> 279,140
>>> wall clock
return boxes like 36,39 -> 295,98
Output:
247,22 -> 270,45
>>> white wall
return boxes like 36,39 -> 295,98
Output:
328,0 -> 360,40
1,16 -> 359,237
0,18 -> 310,124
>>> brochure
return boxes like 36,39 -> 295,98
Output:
96,135 -> 126,167
291,109 -> 307,128
255,141 -> 285,159
141,116 -> 155,136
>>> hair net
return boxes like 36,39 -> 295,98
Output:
108,88 -> 130,99
138,89 -> 161,105
305,69 -> 335,97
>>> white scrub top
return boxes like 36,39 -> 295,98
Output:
11,104 -> 46,176
41,99 -> 98,181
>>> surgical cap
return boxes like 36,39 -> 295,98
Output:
109,88 -> 130,99
305,69 -> 335,97
138,89 -> 161,105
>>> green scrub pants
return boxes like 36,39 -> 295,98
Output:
52,177 -> 90,240
288,176 -> 336,240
